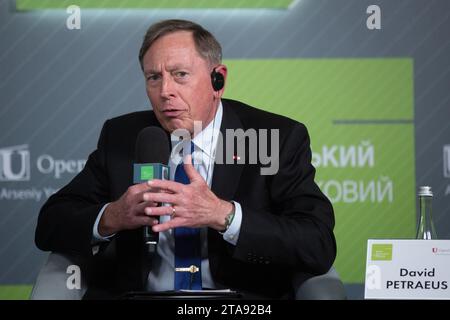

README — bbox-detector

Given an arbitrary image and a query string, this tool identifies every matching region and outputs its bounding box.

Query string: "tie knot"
[174,141,195,185]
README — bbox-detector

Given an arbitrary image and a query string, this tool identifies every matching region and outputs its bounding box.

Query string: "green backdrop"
[224,58,415,283]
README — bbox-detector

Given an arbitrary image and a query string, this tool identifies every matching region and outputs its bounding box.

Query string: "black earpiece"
[211,69,224,91]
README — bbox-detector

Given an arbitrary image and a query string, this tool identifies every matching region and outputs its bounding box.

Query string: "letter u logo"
[0,145,30,181]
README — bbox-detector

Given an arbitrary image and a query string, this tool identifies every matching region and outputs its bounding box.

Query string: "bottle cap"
[418,186,433,197]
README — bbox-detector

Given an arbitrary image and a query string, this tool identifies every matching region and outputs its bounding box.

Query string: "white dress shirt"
[92,101,243,290]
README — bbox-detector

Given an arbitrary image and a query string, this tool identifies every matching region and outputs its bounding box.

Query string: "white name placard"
[365,239,450,300]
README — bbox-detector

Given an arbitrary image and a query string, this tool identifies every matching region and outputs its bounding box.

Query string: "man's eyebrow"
[144,65,191,75]
[167,64,190,72]
[144,69,160,75]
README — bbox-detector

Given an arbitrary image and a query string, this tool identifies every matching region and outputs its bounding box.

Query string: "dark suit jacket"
[35,98,336,299]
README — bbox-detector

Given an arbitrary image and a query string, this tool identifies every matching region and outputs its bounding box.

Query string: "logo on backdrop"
[0,145,30,181]
[0,144,87,202]
[0,145,87,182]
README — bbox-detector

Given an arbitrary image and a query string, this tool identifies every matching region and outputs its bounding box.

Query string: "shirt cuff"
[222,201,242,245]
[92,203,115,242]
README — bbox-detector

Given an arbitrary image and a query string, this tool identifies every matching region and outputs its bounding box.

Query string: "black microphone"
[134,126,171,254]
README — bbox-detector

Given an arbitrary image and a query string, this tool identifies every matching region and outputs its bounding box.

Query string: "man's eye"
[147,75,160,81]
[175,71,188,78]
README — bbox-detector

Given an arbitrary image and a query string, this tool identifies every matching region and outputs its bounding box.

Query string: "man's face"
[142,31,218,134]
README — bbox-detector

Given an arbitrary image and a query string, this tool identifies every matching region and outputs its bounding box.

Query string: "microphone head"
[135,126,171,164]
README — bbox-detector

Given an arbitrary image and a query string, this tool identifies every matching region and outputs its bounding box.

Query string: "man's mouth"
[162,109,185,118]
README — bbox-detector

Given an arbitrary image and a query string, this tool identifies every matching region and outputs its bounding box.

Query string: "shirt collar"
[170,101,223,159]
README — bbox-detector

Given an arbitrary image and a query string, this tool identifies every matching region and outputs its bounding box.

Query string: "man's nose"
[160,77,176,99]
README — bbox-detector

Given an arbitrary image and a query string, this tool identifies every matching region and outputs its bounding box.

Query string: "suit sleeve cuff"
[222,201,242,246]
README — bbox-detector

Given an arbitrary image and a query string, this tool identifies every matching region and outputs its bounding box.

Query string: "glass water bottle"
[415,186,437,240]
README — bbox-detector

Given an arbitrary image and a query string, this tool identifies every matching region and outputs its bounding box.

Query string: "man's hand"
[143,156,233,232]
[98,182,160,237]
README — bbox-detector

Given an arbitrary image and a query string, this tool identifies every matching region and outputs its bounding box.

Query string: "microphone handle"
[143,202,163,253]
[143,225,158,254]
[133,163,169,254]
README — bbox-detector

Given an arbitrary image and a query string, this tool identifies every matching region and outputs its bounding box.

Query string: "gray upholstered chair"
[30,252,346,300]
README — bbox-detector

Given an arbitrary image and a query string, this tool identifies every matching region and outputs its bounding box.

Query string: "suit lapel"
[211,100,245,201]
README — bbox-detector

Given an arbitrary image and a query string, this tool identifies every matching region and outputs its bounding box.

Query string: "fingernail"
[147,180,153,185]
[145,208,152,215]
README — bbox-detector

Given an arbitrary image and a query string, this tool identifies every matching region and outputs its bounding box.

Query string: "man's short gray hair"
[138,19,222,70]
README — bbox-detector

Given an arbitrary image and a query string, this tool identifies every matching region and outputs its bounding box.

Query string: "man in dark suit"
[35,19,336,299]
